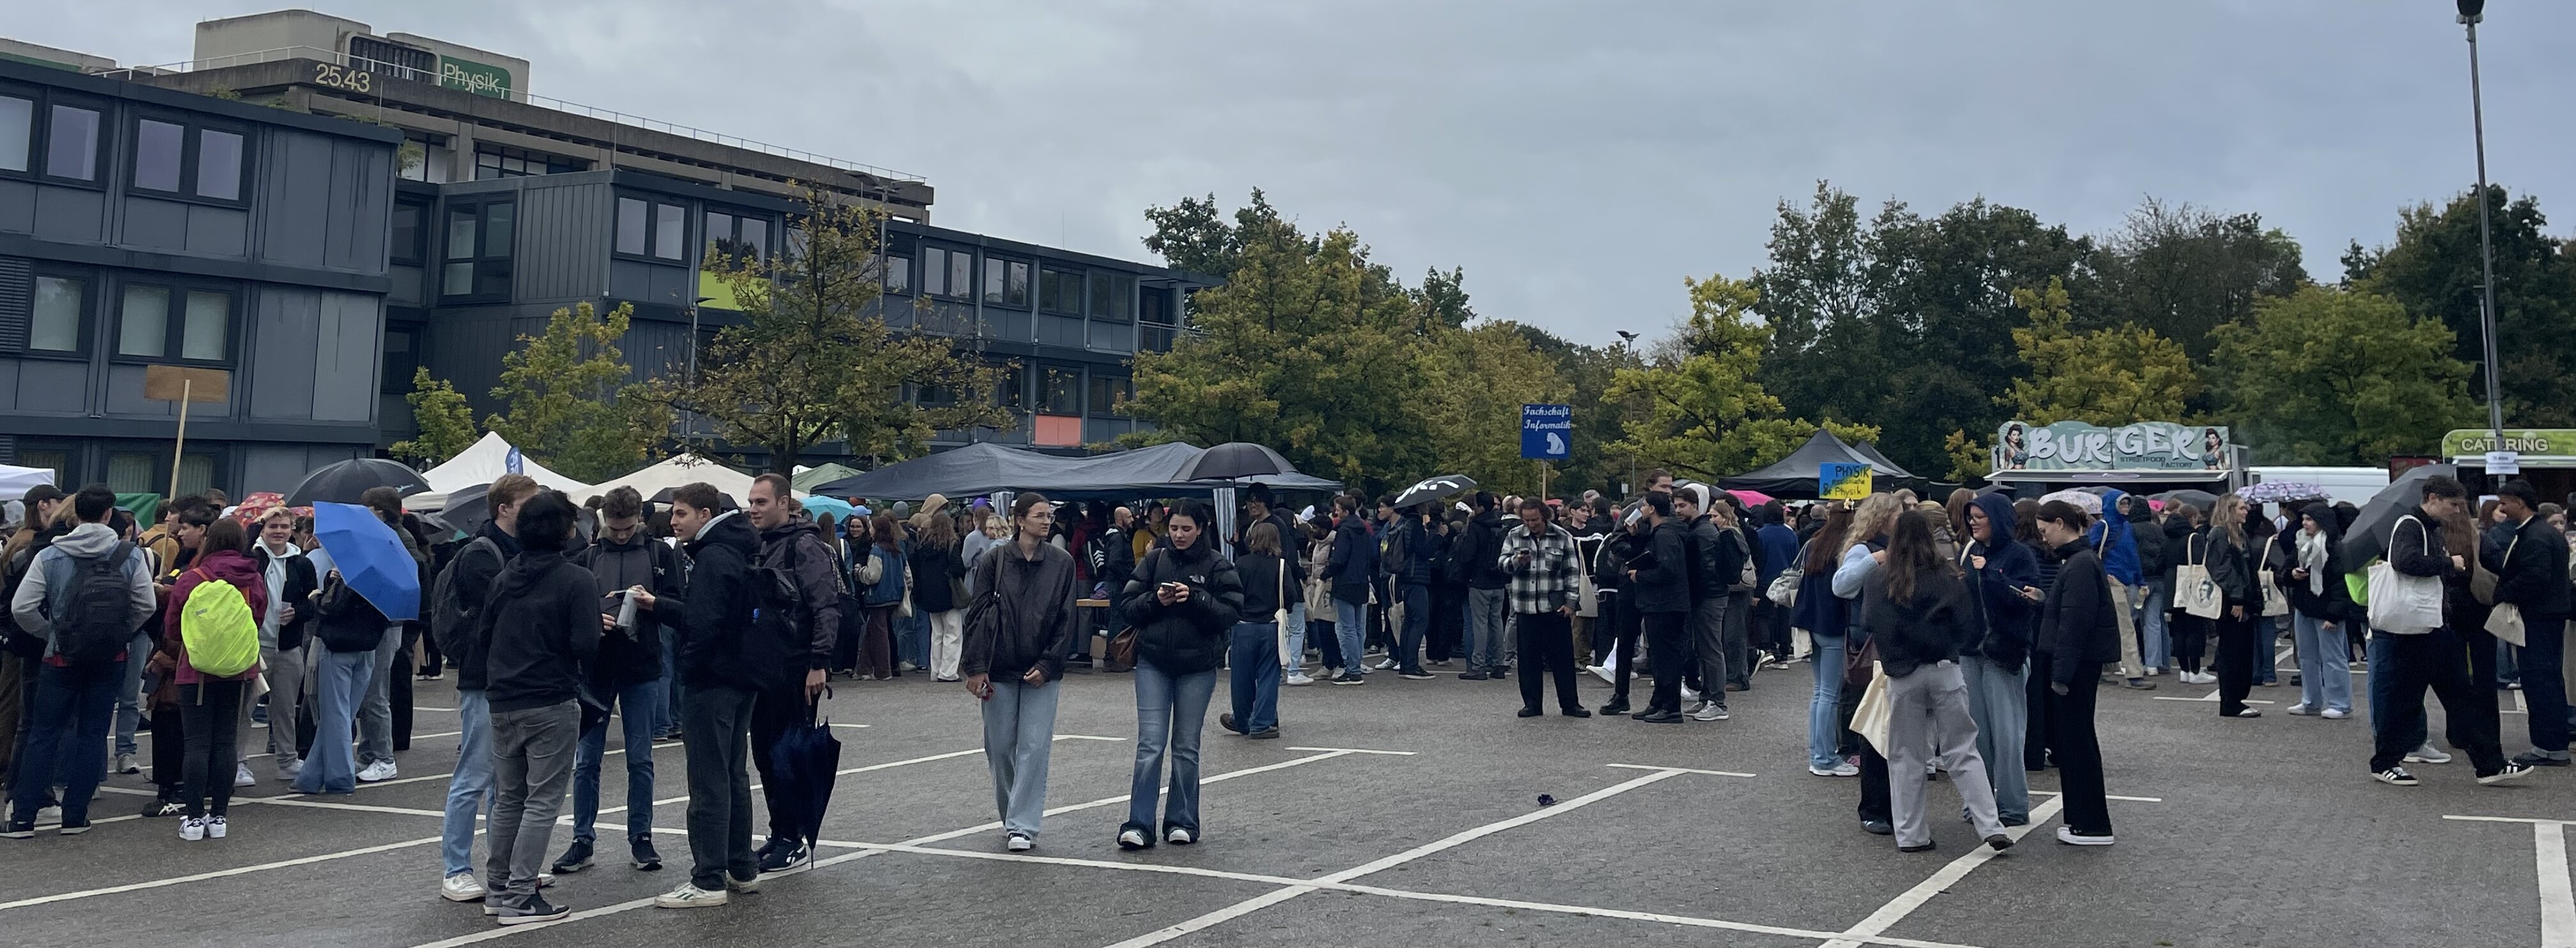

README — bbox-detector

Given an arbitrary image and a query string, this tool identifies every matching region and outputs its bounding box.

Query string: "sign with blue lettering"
[1521,404,1572,460]
[1819,462,1872,501]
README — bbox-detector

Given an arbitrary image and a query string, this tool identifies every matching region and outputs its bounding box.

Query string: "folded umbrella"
[288,458,432,508]
[1394,474,1476,510]
[767,696,844,850]
[313,501,421,621]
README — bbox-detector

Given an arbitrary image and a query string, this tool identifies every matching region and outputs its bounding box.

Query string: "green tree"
[2344,185,2576,426]
[2210,286,2474,465]
[1942,429,1991,481]
[2075,198,2306,361]
[2004,277,2201,426]
[1416,321,1571,497]
[1610,273,1877,480]
[484,301,668,483]
[668,186,1007,474]
[389,367,476,467]
[1504,323,1628,498]
[1128,194,1432,490]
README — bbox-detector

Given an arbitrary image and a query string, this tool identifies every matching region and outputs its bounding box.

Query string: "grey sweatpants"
[485,701,579,904]
[260,642,308,769]
[1692,597,1729,706]
[1885,660,2006,849]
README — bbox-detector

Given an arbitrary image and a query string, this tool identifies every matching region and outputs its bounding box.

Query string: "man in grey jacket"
[4,485,155,835]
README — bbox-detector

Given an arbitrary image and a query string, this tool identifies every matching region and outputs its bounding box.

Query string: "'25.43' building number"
[313,62,373,93]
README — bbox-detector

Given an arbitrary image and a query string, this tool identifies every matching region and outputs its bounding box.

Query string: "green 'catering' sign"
[437,56,513,98]
[2442,429,2576,463]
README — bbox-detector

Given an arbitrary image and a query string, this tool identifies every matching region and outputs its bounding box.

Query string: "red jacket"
[163,548,269,685]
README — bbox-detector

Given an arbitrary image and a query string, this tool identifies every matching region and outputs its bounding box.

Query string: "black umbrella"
[1179,442,1296,481]
[2343,464,2456,566]
[438,482,495,538]
[650,485,739,510]
[1393,474,1475,509]
[766,696,844,850]
[286,458,431,507]
[2152,488,2220,511]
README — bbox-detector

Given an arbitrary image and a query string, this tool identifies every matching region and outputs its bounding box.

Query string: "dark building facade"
[0,57,399,495]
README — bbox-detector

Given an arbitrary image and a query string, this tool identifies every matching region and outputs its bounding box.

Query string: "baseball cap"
[22,485,65,506]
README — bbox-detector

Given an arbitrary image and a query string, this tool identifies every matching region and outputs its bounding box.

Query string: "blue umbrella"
[314,502,421,621]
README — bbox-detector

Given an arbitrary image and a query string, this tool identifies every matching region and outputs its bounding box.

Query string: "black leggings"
[2171,615,2211,674]
[178,681,245,818]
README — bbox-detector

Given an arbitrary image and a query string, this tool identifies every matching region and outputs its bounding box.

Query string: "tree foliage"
[1415,321,1569,497]
[1609,273,1876,480]
[389,367,476,467]
[663,185,1007,474]
[2210,286,2474,465]
[2003,277,2201,426]
[483,301,668,483]
[2345,185,2576,426]
[2076,198,2306,361]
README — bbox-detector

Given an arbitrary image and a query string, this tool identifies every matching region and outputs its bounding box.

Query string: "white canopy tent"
[408,433,592,509]
[571,454,790,506]
[0,463,56,499]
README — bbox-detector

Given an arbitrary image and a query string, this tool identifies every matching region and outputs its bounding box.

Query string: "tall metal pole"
[2462,7,2506,444]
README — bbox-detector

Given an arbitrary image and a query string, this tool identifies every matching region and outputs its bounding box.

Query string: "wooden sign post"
[143,365,231,499]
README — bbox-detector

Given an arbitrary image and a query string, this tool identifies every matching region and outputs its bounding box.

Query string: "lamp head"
[2457,0,2483,23]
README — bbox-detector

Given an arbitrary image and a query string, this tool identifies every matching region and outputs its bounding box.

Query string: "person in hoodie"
[2487,479,2572,767]
[1961,493,2040,826]
[251,507,317,782]
[1833,493,1904,834]
[638,483,763,908]
[2131,496,2173,677]
[2164,504,2213,685]
[473,490,599,925]
[1117,500,1244,850]
[2033,500,2120,846]
[1673,485,1730,720]
[1628,492,1693,724]
[1323,495,1378,685]
[159,517,266,842]
[434,473,537,905]
[1458,492,1511,680]
[961,493,1079,853]
[744,474,845,876]
[553,486,680,876]
[2085,489,2154,692]
[1754,501,1801,668]
[1795,506,1856,775]
[1385,502,1437,680]
[2275,505,2355,719]
[6,486,157,837]
[1863,511,2013,854]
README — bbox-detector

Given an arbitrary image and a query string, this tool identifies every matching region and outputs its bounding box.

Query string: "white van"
[2249,466,2389,509]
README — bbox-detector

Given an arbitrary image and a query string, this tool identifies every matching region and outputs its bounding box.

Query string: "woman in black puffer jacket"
[1116,500,1243,851]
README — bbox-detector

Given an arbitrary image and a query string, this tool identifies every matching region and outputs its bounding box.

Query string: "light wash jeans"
[293,648,375,795]
[982,678,1059,837]
[570,678,660,844]
[2291,611,2353,715]
[439,690,494,877]
[357,625,400,766]
[1959,655,2030,823]
[1335,598,1368,676]
[114,630,148,756]
[1126,658,1217,837]
[1807,633,1848,770]
[1467,587,1509,674]
[2139,579,2171,672]
[1282,602,1308,672]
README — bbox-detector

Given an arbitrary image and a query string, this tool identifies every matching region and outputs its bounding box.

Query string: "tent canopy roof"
[807,442,1340,502]
[572,454,769,506]
[1718,430,1912,499]
[418,433,592,499]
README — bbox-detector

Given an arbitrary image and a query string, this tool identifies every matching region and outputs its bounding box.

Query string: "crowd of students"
[0,464,2566,925]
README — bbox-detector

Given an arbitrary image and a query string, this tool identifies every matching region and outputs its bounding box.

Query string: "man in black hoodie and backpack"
[475,491,601,924]
[744,474,844,877]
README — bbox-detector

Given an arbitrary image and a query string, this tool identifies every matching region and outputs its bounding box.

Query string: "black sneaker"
[1,820,32,839]
[2373,767,2419,786]
[1218,713,1246,734]
[1399,669,1436,680]
[1638,710,1685,724]
[1560,707,1592,718]
[2480,764,2536,786]
[2509,752,2572,768]
[1331,672,1365,685]
[1245,728,1280,740]
[1597,701,1630,717]
[1488,668,1510,680]
[550,839,595,873]
[141,798,184,819]
[1861,819,1894,835]
[758,841,811,877]
[494,893,570,925]
[631,838,664,871]
[1517,707,1543,718]
[1458,670,1489,681]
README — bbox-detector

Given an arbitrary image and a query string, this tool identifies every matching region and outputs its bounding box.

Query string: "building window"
[442,200,515,299]
[390,198,428,265]
[923,246,973,299]
[703,210,771,265]
[0,94,28,173]
[615,195,691,261]
[654,204,685,261]
[983,258,1030,307]
[29,273,86,354]
[349,36,436,84]
[473,144,582,180]
[128,116,248,203]
[994,362,1026,410]
[1039,366,1081,416]
[114,281,233,364]
[106,451,156,494]
[13,446,69,488]
[874,254,910,294]
[1087,374,1130,417]
[1038,268,1083,316]
[47,103,98,182]
[615,197,646,255]
[381,326,419,395]
[1089,273,1135,323]
[1141,289,1178,352]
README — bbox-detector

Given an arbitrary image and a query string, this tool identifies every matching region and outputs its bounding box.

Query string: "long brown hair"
[870,511,901,551]
[1881,510,1955,605]
[922,507,958,549]
[1802,506,1853,574]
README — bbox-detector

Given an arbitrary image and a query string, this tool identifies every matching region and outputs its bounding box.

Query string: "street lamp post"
[2459,0,2506,446]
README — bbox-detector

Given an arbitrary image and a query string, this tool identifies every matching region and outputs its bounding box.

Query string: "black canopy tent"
[1718,430,1911,499]
[805,442,1342,502]
[1850,441,1919,480]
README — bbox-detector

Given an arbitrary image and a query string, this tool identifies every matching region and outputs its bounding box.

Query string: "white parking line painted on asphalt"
[2030,790,2164,804]
[1818,795,2069,948]
[0,835,446,912]
[1284,745,1415,755]
[2446,816,2576,947]
[2149,691,2275,704]
[1099,767,1685,948]
[1605,763,1756,777]
[592,733,1119,820]
[399,749,1369,947]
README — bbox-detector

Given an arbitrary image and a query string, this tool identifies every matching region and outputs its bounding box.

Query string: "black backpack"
[746,541,808,674]
[0,547,44,658]
[428,537,501,658]
[47,542,137,665]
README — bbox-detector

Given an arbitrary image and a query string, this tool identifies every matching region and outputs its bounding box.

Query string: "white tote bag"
[2174,536,2224,620]
[1851,662,1896,757]
[2258,534,2291,618]
[2365,516,2447,633]
[2483,534,2526,646]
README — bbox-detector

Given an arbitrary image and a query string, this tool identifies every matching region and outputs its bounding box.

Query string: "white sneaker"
[1809,763,1860,777]
[2321,708,2350,720]
[1371,658,1397,671]
[235,762,256,787]
[2405,744,2453,765]
[113,753,139,775]
[1284,672,1315,687]
[1681,685,1703,703]
[655,882,727,909]
[1165,827,1194,845]
[1005,832,1033,852]
[179,816,206,841]
[441,872,487,902]
[2284,703,2314,716]
[1117,828,1147,850]
[278,759,305,781]
[2055,826,2116,846]
[357,760,397,782]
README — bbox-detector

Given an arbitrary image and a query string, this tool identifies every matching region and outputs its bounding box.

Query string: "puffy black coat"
[1120,540,1244,675]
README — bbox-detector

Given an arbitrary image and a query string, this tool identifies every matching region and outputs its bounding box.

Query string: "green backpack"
[179,571,261,678]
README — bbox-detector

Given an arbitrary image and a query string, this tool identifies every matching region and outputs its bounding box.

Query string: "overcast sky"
[22,1,2576,344]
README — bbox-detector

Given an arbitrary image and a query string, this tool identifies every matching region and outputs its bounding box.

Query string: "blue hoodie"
[1965,493,2042,669]
[2085,488,2144,587]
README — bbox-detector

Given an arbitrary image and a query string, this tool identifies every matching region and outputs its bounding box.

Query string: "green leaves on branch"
[1607,274,1877,481]
[389,367,476,467]
[2209,286,2474,465]
[2004,276,2201,428]
[483,301,669,484]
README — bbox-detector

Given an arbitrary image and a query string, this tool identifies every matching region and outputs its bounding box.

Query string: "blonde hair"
[2210,493,2248,548]
[1848,492,1903,548]
[981,513,1010,539]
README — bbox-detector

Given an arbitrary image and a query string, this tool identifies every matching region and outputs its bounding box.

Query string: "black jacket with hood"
[1459,509,1510,590]
[479,550,603,713]
[2038,539,2122,686]
[1121,538,1245,675]
[1633,518,1692,615]
[446,521,521,691]
[758,513,845,671]
[650,510,764,690]
[1963,493,2041,670]
[1860,564,1977,679]
[2488,513,2572,618]
[2274,513,2358,624]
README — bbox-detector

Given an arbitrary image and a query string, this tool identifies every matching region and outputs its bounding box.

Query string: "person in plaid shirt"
[1502,499,1589,718]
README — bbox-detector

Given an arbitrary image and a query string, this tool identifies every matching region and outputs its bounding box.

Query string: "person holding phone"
[960,494,1079,853]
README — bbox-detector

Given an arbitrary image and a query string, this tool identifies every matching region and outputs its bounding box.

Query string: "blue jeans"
[1282,602,1307,672]
[899,609,929,669]
[657,625,682,735]
[2499,641,2522,685]
[1126,658,1216,837]
[1959,655,2029,823]
[1807,633,1848,770]
[2253,615,2281,685]
[571,678,661,844]
[1467,586,1509,674]
[1398,584,1431,672]
[2292,611,2353,715]
[10,658,125,826]
[982,678,1058,837]
[2366,633,2428,753]
[1335,598,1367,676]
[114,632,147,756]
[439,690,493,876]
[294,648,376,795]
[2139,579,2171,672]
[1227,622,1281,734]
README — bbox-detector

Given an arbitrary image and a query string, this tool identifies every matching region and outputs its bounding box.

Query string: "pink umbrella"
[1726,488,1775,507]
